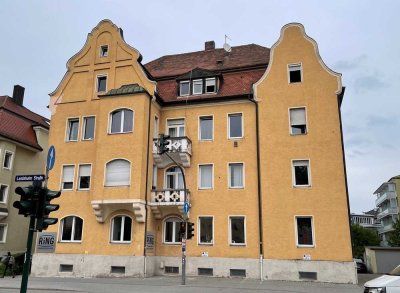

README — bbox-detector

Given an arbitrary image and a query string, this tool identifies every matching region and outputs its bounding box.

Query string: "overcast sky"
[1,0,399,213]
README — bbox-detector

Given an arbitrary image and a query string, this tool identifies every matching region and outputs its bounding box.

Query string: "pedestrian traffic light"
[13,186,36,217]
[179,222,186,239]
[158,134,171,154]
[36,188,61,231]
[187,222,194,240]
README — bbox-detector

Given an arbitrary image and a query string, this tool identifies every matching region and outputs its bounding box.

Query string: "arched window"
[111,215,132,243]
[165,166,183,189]
[110,109,133,134]
[60,216,83,242]
[105,159,131,186]
[163,217,183,244]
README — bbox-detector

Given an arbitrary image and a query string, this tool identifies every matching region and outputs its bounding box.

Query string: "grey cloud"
[334,55,368,71]
[354,75,388,93]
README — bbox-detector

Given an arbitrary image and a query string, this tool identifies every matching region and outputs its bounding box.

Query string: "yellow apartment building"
[31,20,356,283]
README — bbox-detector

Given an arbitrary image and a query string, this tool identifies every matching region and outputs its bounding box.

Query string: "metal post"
[20,215,35,293]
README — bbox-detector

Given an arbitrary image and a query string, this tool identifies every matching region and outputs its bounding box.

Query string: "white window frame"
[164,166,184,189]
[288,107,307,135]
[205,78,216,93]
[288,63,302,84]
[228,216,246,246]
[108,108,134,134]
[65,117,80,142]
[228,162,245,189]
[61,165,75,191]
[192,79,203,95]
[82,116,96,141]
[294,215,315,248]
[0,224,8,243]
[198,115,214,141]
[78,164,92,190]
[96,74,108,93]
[291,159,311,187]
[198,164,213,190]
[179,81,190,96]
[198,216,214,245]
[163,216,183,245]
[100,45,109,57]
[104,159,131,187]
[110,215,132,244]
[166,118,185,137]
[227,112,244,139]
[153,116,159,139]
[2,150,13,170]
[152,165,158,190]
[59,216,83,243]
[0,184,9,204]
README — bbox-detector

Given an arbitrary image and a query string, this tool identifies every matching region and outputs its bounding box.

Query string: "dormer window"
[205,78,216,93]
[179,77,217,96]
[193,80,203,95]
[179,81,190,96]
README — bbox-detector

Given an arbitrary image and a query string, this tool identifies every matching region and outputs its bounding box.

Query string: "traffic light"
[13,186,36,217]
[36,188,61,231]
[158,134,171,154]
[187,222,194,240]
[179,222,186,239]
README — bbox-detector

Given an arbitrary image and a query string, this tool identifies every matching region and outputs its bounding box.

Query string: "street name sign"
[15,174,45,182]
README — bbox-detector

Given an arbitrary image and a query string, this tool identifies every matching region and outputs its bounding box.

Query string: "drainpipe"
[248,93,264,280]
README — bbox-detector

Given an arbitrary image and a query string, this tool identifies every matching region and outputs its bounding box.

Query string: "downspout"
[248,91,264,280]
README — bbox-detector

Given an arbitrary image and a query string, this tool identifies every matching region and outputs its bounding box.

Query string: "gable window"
[105,159,131,186]
[60,216,83,242]
[199,216,213,245]
[199,116,213,140]
[110,109,133,134]
[167,118,185,137]
[0,184,8,203]
[111,215,132,243]
[0,224,7,243]
[78,164,91,190]
[205,78,216,93]
[66,118,79,141]
[62,165,75,190]
[97,75,107,92]
[292,160,310,187]
[289,108,307,135]
[193,80,203,95]
[3,151,13,169]
[229,163,244,188]
[288,64,302,83]
[164,217,183,244]
[229,216,245,245]
[228,113,243,139]
[100,45,108,57]
[180,81,190,96]
[296,216,314,246]
[199,164,213,189]
[83,116,95,140]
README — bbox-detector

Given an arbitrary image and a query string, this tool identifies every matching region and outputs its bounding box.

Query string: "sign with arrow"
[46,145,56,171]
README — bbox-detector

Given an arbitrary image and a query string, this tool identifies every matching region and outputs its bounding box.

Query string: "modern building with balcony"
[31,20,356,283]
[374,176,400,246]
[350,210,382,231]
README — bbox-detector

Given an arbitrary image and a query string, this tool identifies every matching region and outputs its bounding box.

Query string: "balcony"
[378,224,394,235]
[377,207,399,220]
[153,137,192,168]
[91,199,146,223]
[376,191,397,207]
[148,189,190,219]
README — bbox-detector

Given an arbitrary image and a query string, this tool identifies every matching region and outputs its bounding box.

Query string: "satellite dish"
[223,43,231,53]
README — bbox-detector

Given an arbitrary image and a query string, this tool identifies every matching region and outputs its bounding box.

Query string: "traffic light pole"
[20,215,35,293]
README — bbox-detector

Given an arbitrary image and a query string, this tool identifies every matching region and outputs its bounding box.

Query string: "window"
[83,116,95,140]
[105,159,131,186]
[164,217,183,244]
[165,166,183,189]
[167,119,185,137]
[289,64,302,83]
[296,216,314,246]
[229,216,245,245]
[62,165,75,190]
[60,216,83,242]
[97,75,107,92]
[193,80,203,95]
[111,215,132,243]
[110,109,133,134]
[153,116,159,139]
[66,118,79,141]
[180,81,190,96]
[78,164,91,190]
[3,151,13,169]
[205,78,216,93]
[100,45,108,57]
[152,165,157,190]
[0,184,8,203]
[229,163,244,188]
[199,164,213,189]
[199,116,213,140]
[292,160,310,187]
[228,113,243,139]
[0,224,7,243]
[289,108,307,135]
[199,216,213,244]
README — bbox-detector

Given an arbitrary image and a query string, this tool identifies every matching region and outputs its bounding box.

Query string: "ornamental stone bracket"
[91,199,146,223]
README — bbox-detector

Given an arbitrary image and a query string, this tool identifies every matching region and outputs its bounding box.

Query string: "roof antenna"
[223,34,232,53]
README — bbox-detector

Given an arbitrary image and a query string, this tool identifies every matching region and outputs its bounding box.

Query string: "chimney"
[12,85,25,106]
[205,41,215,51]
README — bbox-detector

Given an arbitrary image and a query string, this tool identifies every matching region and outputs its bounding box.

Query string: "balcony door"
[167,119,185,137]
[165,166,184,189]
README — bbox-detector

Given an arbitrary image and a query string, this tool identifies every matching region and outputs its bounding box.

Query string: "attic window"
[179,77,217,96]
[180,81,190,96]
[288,64,302,83]
[100,45,108,57]
[205,78,216,93]
[193,80,203,95]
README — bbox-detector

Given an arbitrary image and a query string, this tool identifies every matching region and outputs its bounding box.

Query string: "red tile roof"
[0,96,49,151]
